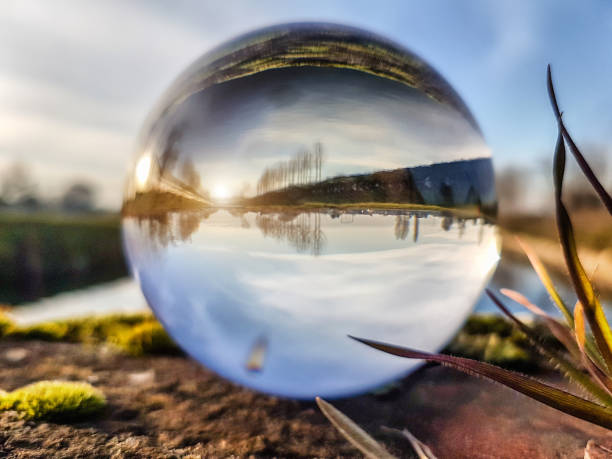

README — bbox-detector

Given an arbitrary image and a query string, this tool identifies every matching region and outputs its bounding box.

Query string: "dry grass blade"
[585,439,612,458]
[487,290,612,406]
[547,65,612,215]
[574,303,612,399]
[350,336,612,430]
[500,288,580,361]
[516,237,573,326]
[553,133,612,370]
[381,426,438,459]
[315,397,397,459]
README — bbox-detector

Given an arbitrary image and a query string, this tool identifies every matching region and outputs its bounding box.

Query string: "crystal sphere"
[122,23,499,399]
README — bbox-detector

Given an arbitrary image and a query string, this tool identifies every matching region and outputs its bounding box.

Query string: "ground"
[1,339,612,458]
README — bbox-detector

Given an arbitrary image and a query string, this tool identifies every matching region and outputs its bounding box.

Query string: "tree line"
[256,143,324,195]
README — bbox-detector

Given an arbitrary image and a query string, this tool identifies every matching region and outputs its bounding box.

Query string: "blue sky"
[1,0,611,208]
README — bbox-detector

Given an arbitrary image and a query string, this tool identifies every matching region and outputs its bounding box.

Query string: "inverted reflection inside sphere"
[122,23,500,398]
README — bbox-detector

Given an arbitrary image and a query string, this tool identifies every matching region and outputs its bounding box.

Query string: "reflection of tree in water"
[178,212,202,241]
[129,208,491,257]
[255,212,326,255]
[393,212,487,243]
[394,215,409,240]
[441,215,453,231]
[132,209,217,250]
[393,214,422,242]
[438,213,488,245]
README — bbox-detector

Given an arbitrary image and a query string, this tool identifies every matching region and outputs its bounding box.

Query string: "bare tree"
[62,182,96,212]
[1,162,37,205]
[255,145,327,195]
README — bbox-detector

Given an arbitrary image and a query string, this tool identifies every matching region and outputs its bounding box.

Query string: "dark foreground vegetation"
[0,212,127,304]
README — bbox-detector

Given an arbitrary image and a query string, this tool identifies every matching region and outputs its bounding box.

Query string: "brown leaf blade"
[350,336,612,430]
[315,397,397,459]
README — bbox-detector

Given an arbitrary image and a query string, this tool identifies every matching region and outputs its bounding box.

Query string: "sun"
[212,183,231,200]
[134,155,152,189]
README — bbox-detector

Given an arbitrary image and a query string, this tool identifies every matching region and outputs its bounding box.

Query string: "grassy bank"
[0,312,180,357]
[0,212,127,304]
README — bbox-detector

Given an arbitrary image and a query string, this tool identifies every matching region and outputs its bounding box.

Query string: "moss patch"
[0,312,15,337]
[0,381,106,420]
[443,314,556,370]
[114,321,181,356]
[6,313,181,356]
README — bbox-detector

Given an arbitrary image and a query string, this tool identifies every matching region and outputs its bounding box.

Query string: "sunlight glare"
[135,155,152,189]
[212,183,231,200]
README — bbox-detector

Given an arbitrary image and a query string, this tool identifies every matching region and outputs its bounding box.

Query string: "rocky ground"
[1,339,612,458]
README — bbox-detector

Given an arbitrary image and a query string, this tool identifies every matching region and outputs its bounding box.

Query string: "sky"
[1,0,611,209]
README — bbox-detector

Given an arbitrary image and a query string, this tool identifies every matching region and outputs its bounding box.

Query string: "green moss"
[10,321,71,341]
[461,315,515,337]
[0,313,15,337]
[114,321,181,356]
[445,332,532,369]
[8,313,155,344]
[444,314,555,370]
[0,380,106,420]
[4,313,182,357]
[61,313,154,343]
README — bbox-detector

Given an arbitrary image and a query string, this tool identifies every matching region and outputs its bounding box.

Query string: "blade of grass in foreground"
[350,336,612,430]
[574,302,612,399]
[315,397,397,459]
[487,289,612,407]
[547,65,612,215]
[552,126,612,371]
[381,426,438,459]
[516,237,573,326]
[500,287,580,361]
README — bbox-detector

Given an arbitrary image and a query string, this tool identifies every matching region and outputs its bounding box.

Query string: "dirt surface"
[1,339,611,458]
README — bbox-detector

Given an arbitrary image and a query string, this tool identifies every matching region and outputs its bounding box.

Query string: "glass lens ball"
[122,23,499,398]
